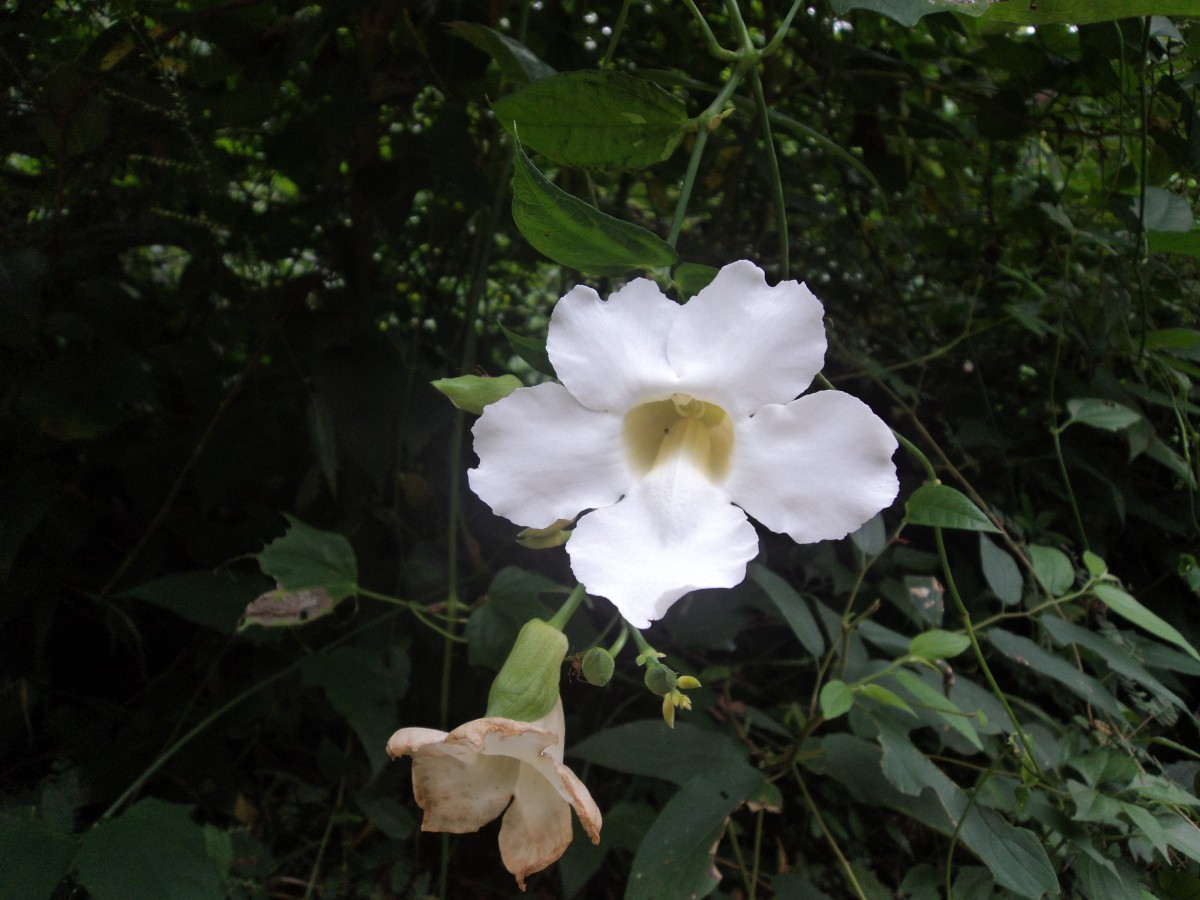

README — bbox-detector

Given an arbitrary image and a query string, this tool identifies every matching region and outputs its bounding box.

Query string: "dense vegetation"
[2,1,1199,897]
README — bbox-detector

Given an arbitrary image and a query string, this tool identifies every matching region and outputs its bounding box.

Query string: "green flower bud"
[516,519,573,549]
[486,618,568,722]
[581,647,615,687]
[644,662,677,697]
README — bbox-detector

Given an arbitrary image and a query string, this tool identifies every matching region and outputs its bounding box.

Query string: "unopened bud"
[581,648,615,687]
[644,663,676,697]
[517,519,573,549]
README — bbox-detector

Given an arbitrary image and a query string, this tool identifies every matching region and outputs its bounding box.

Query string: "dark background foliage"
[2,1,1198,898]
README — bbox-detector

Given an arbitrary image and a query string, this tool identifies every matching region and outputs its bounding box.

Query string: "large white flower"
[386,698,601,890]
[469,260,899,628]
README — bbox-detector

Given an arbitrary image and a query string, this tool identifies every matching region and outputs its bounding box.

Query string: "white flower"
[386,698,601,890]
[469,260,899,628]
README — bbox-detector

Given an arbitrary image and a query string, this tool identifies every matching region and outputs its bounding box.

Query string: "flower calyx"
[486,618,569,722]
[639,653,700,729]
[580,647,615,687]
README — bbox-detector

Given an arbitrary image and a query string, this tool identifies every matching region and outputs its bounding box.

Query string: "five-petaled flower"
[469,260,899,628]
[386,698,601,891]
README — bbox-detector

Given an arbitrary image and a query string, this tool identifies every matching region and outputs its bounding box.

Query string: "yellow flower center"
[623,392,733,482]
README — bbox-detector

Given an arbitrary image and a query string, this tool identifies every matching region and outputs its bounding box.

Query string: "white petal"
[727,391,898,544]
[469,382,629,527]
[567,455,760,628]
[515,701,602,842]
[408,748,517,833]
[667,260,826,417]
[498,761,574,889]
[547,279,681,412]
[387,726,449,760]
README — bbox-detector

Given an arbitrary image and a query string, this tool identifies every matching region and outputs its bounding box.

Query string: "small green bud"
[581,647,615,687]
[486,618,568,721]
[516,519,573,549]
[644,662,677,697]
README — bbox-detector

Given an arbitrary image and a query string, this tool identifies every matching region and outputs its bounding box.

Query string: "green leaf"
[967,814,1059,898]
[299,646,408,776]
[908,629,970,661]
[494,71,688,172]
[979,534,1022,606]
[1039,615,1186,712]
[1083,551,1108,578]
[1134,187,1193,233]
[816,735,1059,898]
[820,680,855,720]
[430,373,523,414]
[76,799,225,900]
[982,0,1200,24]
[500,324,555,375]
[569,720,749,786]
[626,763,765,900]
[672,262,718,300]
[858,683,915,716]
[257,514,358,602]
[751,564,825,657]
[510,143,678,275]
[1065,398,1142,432]
[1148,231,1200,259]
[876,718,944,796]
[0,810,74,900]
[890,669,983,752]
[831,0,989,26]
[988,628,1125,717]
[1121,802,1173,861]
[1028,545,1074,596]
[1159,813,1200,865]
[905,484,999,533]
[1145,327,1200,360]
[465,567,560,670]
[122,571,266,634]
[1092,583,1200,662]
[445,21,555,84]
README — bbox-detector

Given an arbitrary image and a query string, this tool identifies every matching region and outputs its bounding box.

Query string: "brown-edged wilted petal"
[498,760,574,890]
[412,749,517,834]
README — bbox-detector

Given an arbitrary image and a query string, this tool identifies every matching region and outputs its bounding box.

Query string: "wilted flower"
[387,698,599,890]
[469,260,899,628]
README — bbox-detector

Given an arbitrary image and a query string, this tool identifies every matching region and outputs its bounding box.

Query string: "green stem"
[794,765,867,900]
[99,609,404,821]
[667,71,745,248]
[748,807,765,900]
[1049,424,1089,552]
[680,0,738,60]
[607,621,631,657]
[599,0,633,68]
[547,583,587,631]
[747,67,788,278]
[761,0,804,58]
[631,626,660,661]
[894,429,938,482]
[934,527,1042,777]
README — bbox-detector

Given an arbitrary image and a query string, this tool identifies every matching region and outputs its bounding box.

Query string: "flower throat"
[623,392,734,482]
